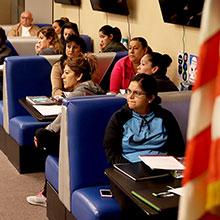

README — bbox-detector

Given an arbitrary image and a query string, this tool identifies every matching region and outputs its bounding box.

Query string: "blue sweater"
[122,111,168,162]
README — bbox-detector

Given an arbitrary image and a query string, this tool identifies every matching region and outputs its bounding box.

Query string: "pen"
[166,185,174,190]
[131,191,161,212]
[152,191,174,197]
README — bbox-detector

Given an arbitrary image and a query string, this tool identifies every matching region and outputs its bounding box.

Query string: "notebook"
[113,162,169,181]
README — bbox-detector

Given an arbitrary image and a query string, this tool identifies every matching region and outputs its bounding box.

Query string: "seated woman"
[35,26,62,55]
[109,37,152,94]
[0,27,12,64]
[99,25,127,52]
[137,52,179,92]
[0,27,13,99]
[104,74,184,164]
[51,34,87,97]
[60,22,80,45]
[26,55,104,207]
[52,19,66,39]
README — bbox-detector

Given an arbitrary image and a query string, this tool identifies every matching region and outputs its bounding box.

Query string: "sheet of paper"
[139,156,185,170]
[33,105,62,116]
[168,187,184,196]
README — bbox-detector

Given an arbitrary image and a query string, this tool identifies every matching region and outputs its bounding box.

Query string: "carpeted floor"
[0,150,48,220]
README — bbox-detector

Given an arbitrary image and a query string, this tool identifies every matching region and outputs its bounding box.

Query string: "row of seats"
[0,48,191,219]
[5,34,93,56]
[45,91,191,220]
[2,24,94,55]
[0,51,128,173]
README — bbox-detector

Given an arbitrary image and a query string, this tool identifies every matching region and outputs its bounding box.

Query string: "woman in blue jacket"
[104,73,184,164]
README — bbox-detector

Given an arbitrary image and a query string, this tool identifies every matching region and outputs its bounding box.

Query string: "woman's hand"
[34,136,38,147]
[34,42,41,54]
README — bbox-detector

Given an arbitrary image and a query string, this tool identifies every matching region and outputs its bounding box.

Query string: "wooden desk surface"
[105,167,181,218]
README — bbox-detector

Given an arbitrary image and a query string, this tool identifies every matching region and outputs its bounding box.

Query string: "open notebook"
[114,162,169,181]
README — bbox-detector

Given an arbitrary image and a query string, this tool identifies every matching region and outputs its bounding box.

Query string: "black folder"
[113,162,169,181]
[131,188,179,213]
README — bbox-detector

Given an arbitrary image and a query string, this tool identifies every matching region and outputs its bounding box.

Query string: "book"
[113,162,169,181]
[26,96,55,105]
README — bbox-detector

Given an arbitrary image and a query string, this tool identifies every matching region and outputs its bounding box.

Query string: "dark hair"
[130,37,148,48]
[131,73,161,105]
[61,22,80,44]
[99,25,122,42]
[53,19,66,28]
[0,27,7,45]
[60,34,86,69]
[147,52,172,76]
[64,55,93,82]
[60,17,69,23]
[130,37,152,53]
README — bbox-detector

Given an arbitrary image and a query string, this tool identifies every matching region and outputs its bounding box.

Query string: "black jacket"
[103,104,185,164]
[153,73,179,92]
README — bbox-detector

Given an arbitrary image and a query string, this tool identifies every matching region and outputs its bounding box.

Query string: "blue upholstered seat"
[45,155,59,192]
[80,34,93,52]
[72,186,121,220]
[3,56,59,172]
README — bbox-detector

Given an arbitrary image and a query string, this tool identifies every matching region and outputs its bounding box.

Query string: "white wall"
[25,0,53,24]
[54,0,201,85]
[0,0,11,24]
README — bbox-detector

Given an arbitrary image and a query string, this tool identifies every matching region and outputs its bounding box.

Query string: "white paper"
[168,187,184,196]
[33,105,62,116]
[139,156,185,170]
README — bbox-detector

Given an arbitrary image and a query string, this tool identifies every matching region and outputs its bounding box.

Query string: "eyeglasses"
[21,16,31,20]
[125,89,146,98]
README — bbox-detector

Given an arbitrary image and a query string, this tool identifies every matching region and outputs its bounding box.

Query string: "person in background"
[137,52,179,92]
[60,22,80,45]
[52,19,66,39]
[7,11,39,37]
[109,37,152,94]
[35,26,62,55]
[99,25,127,52]
[26,55,104,207]
[51,34,87,97]
[104,74,184,164]
[0,27,13,99]
[0,27,12,65]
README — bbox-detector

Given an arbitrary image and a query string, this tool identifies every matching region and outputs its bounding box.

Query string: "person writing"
[137,52,179,92]
[98,25,127,53]
[7,11,39,37]
[109,37,152,94]
[104,73,184,164]
[26,55,104,207]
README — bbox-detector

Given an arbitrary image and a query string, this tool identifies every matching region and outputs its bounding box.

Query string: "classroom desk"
[105,167,181,220]
[19,98,58,121]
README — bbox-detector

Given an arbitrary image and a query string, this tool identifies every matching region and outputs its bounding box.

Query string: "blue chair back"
[5,56,52,119]
[6,40,19,56]
[80,34,93,52]
[63,96,126,192]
